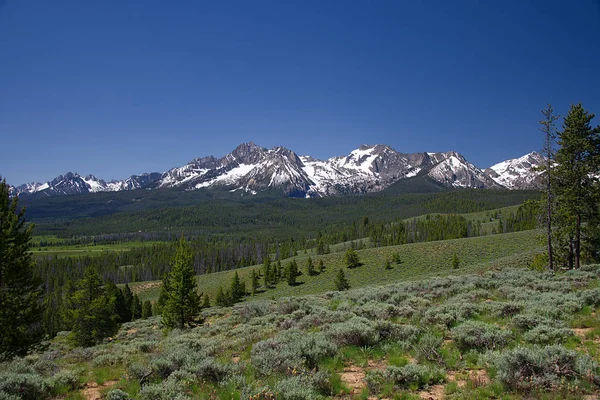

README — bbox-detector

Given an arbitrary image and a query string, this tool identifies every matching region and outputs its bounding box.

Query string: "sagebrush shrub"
[522,324,574,345]
[138,379,191,400]
[106,388,130,400]
[274,375,323,400]
[326,316,379,347]
[366,363,444,392]
[489,345,599,391]
[451,321,510,351]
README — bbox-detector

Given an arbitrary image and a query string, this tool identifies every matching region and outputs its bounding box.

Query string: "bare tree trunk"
[540,104,558,271]
[575,213,581,269]
[568,237,574,269]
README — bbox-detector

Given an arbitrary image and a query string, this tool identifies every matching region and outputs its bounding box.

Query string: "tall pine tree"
[64,267,117,346]
[0,179,43,359]
[161,237,201,329]
[553,104,600,268]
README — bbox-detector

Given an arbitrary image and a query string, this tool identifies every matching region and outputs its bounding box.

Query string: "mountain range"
[9,143,546,198]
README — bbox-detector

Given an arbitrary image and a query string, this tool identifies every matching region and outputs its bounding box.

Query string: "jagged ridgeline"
[11,142,546,199]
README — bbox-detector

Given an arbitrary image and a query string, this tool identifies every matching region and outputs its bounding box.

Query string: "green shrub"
[48,369,80,392]
[274,375,323,400]
[366,363,444,392]
[106,389,131,400]
[511,313,557,331]
[251,330,337,375]
[489,345,599,391]
[374,321,419,343]
[451,321,510,351]
[414,334,444,364]
[326,317,379,347]
[0,373,46,400]
[138,375,191,400]
[522,324,574,345]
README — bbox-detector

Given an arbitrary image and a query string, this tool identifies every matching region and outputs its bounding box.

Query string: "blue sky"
[1,0,599,185]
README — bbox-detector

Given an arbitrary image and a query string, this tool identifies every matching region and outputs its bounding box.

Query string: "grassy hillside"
[130,229,545,303]
[5,264,600,399]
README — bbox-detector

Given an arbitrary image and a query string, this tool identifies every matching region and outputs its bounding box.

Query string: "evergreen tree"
[0,179,43,359]
[64,267,117,346]
[201,293,211,309]
[385,259,393,270]
[250,269,258,295]
[452,253,460,269]
[161,237,201,329]
[306,256,316,276]
[334,269,350,291]
[540,104,559,270]
[276,259,283,282]
[131,293,142,320]
[263,255,272,288]
[122,284,133,322]
[344,247,361,268]
[215,286,231,307]
[553,103,600,268]
[230,271,245,303]
[317,259,324,274]
[285,259,300,286]
[141,300,153,319]
[105,281,128,323]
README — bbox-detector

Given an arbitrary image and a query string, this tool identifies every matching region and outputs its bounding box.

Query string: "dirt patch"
[126,328,138,335]
[131,281,161,294]
[339,365,366,395]
[82,380,119,400]
[446,371,466,388]
[468,369,490,387]
[419,384,445,400]
[338,360,387,396]
[573,328,593,338]
[232,356,241,364]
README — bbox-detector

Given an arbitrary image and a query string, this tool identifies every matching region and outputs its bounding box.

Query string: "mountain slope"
[485,152,545,189]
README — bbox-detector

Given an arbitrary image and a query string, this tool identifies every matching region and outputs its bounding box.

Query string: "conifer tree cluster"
[0,179,43,359]
[543,103,600,269]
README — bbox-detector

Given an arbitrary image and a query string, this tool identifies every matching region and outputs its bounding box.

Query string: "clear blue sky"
[1,0,599,186]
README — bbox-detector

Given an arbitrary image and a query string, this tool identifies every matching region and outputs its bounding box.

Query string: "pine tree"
[141,300,153,319]
[263,255,272,288]
[215,286,231,307]
[250,269,258,295]
[385,259,393,270]
[334,269,350,291]
[122,284,133,322]
[105,281,128,323]
[317,259,324,273]
[161,237,201,329]
[230,271,245,303]
[131,293,142,320]
[201,293,210,309]
[64,267,117,346]
[306,256,316,276]
[285,259,300,286]
[0,179,43,359]
[452,253,460,269]
[344,248,360,268]
[553,103,600,269]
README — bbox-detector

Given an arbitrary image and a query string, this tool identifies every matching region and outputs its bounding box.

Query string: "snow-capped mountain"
[10,143,543,198]
[12,172,162,197]
[153,143,501,196]
[485,152,546,189]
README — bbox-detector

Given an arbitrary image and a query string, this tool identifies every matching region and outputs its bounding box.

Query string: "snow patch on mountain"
[486,151,545,189]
